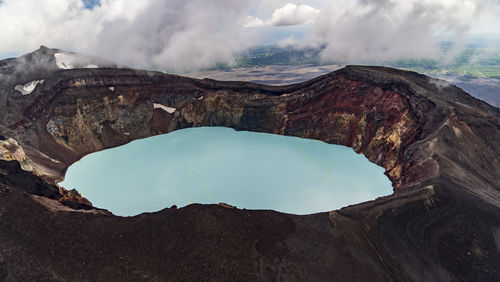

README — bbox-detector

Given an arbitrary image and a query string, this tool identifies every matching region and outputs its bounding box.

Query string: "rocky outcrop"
[0,47,499,281]
[0,137,35,172]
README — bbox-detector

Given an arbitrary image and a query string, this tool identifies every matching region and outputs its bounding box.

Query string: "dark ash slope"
[0,47,499,281]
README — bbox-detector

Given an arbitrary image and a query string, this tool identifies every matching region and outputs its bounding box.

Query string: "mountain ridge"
[0,47,499,281]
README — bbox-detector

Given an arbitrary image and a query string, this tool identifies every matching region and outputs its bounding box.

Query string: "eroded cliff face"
[5,65,499,192]
[0,48,499,281]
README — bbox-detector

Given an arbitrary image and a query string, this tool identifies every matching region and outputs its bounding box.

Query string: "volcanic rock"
[0,47,499,281]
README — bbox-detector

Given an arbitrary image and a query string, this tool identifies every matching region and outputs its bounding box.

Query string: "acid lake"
[60,127,392,216]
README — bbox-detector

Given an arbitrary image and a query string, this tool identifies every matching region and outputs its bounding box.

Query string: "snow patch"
[108,87,115,91]
[54,53,75,69]
[14,80,44,95]
[54,52,117,70]
[153,103,176,114]
[54,54,99,69]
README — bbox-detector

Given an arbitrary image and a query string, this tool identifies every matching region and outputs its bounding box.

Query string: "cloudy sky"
[0,0,499,72]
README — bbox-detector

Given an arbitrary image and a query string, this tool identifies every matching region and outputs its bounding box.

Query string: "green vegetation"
[227,43,500,81]
[390,46,500,80]
[235,45,323,67]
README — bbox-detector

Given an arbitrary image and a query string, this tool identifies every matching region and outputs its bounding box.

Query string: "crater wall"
[0,49,499,281]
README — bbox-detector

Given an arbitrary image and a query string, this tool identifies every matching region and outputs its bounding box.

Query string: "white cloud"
[303,0,499,63]
[1,0,499,71]
[0,0,257,72]
[242,3,320,28]
[240,16,265,28]
[276,36,299,48]
[269,3,319,26]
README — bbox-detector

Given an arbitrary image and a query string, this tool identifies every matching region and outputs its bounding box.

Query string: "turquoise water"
[60,127,392,216]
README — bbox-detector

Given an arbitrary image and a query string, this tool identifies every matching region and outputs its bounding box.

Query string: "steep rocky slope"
[0,47,499,281]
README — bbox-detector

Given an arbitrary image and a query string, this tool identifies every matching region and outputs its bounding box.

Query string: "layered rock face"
[0,47,499,281]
